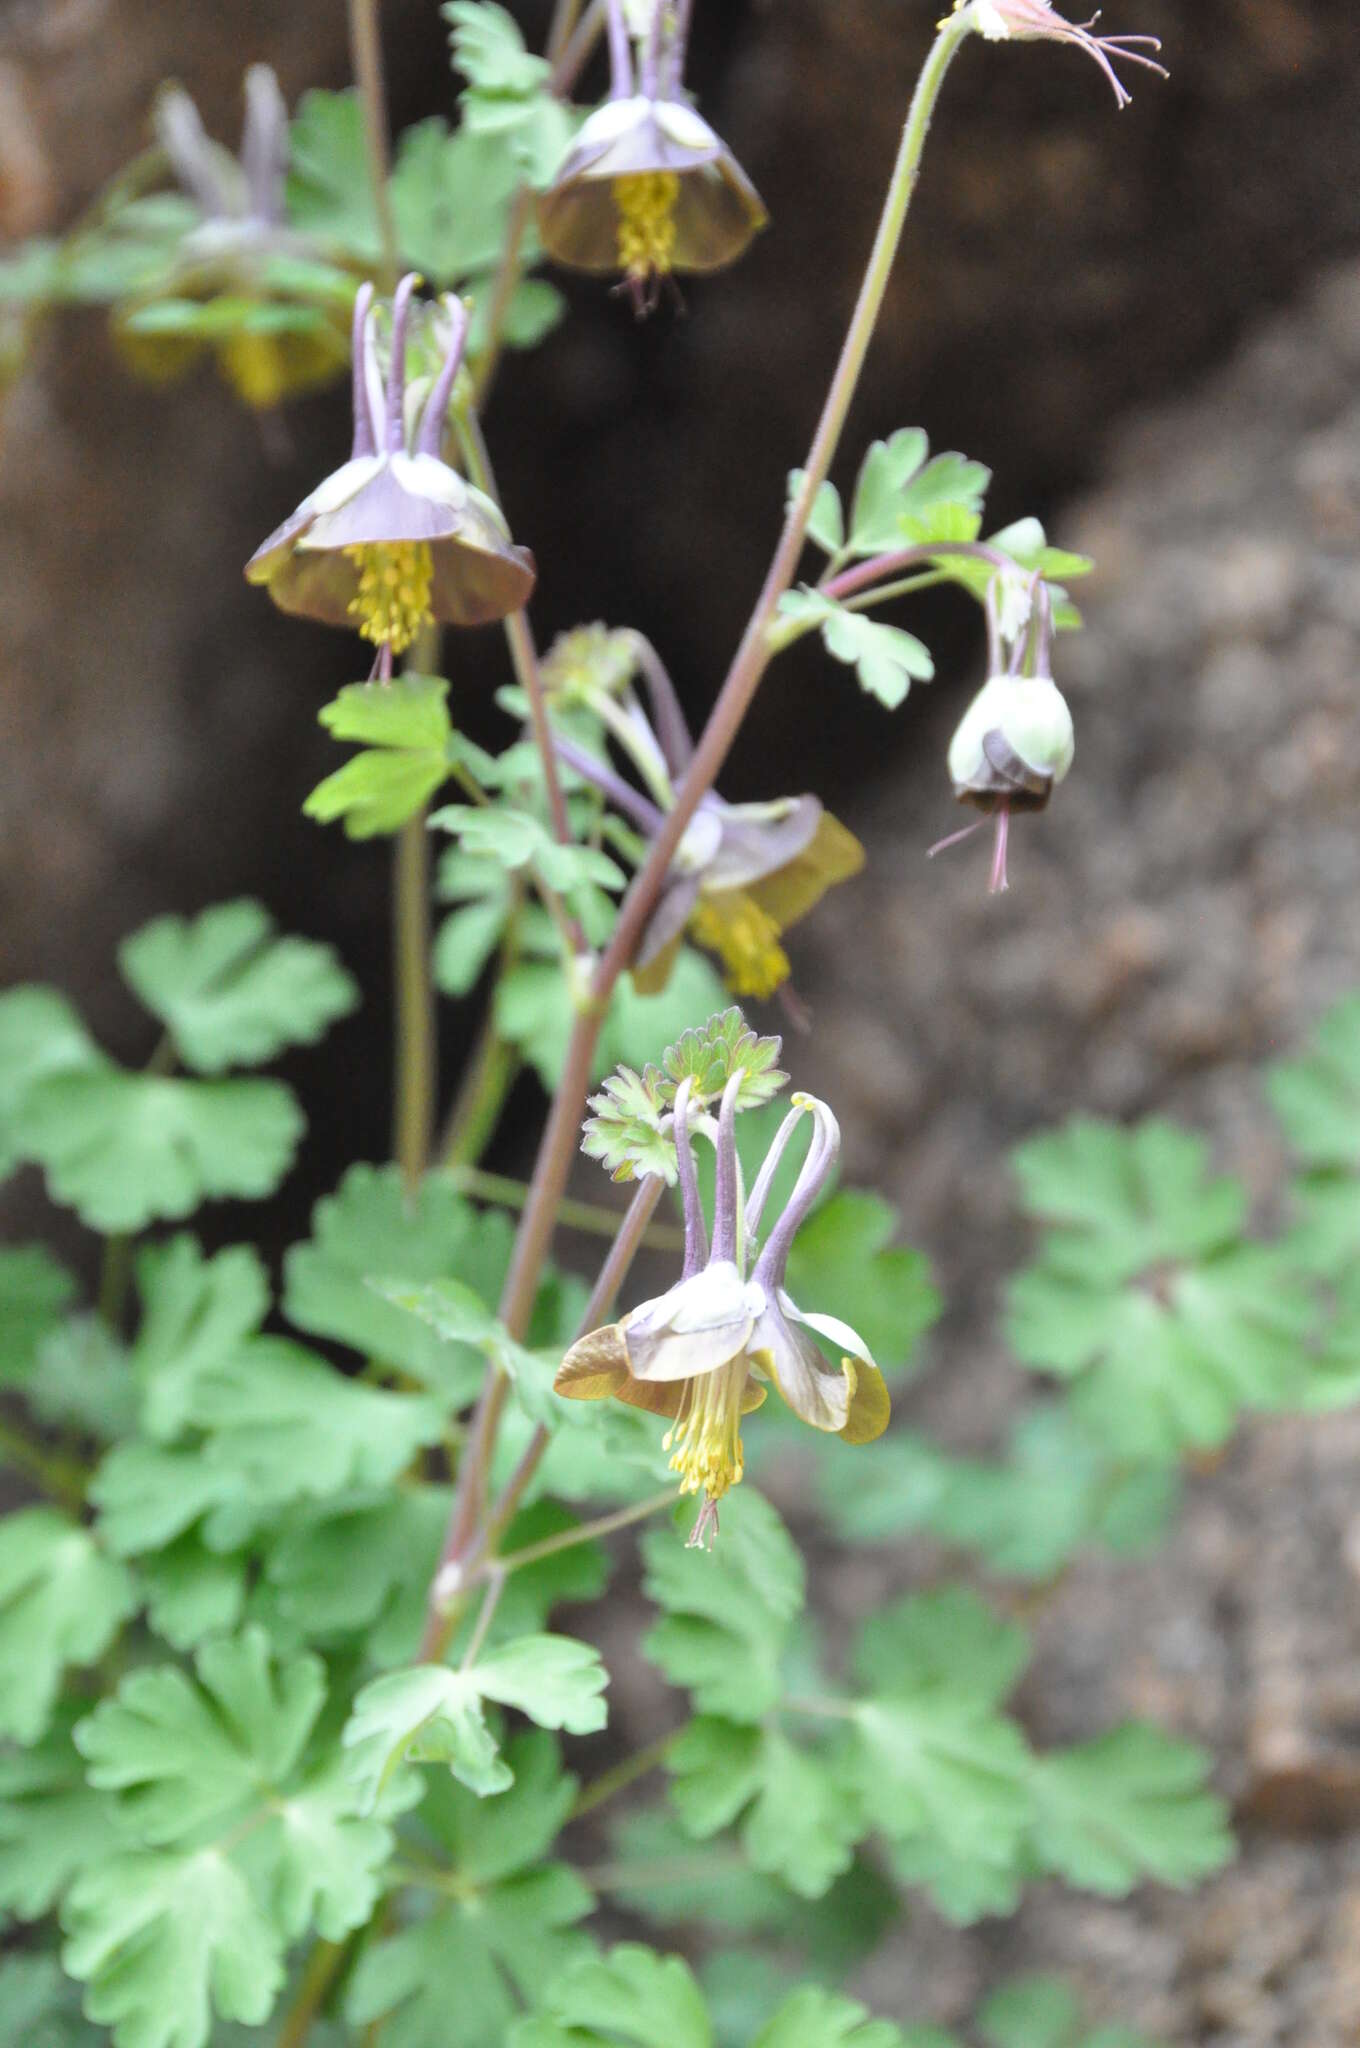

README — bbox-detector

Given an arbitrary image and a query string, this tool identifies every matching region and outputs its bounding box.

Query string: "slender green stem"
[454,409,575,854]
[470,186,535,408]
[348,0,399,286]
[459,1569,507,1669]
[441,1017,520,1170]
[447,1165,685,1252]
[97,1233,133,1333]
[418,1175,664,1661]
[571,1732,678,1819]
[393,811,436,1194]
[0,1419,89,1513]
[495,1488,677,1576]
[273,1939,348,2048]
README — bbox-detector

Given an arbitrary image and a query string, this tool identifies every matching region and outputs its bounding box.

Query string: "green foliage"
[63,1631,394,2048]
[642,1491,804,1720]
[0,1954,105,2048]
[431,801,625,896]
[307,675,495,838]
[1028,1723,1232,1895]
[583,1008,788,1182]
[0,1711,121,1921]
[283,1162,518,1387]
[978,1975,1159,2048]
[0,1244,76,1382]
[349,1733,592,2048]
[668,1718,862,1899]
[499,948,730,1100]
[118,899,358,1073]
[513,1944,712,2048]
[1006,1118,1316,1458]
[1269,992,1360,1273]
[785,1190,939,1375]
[0,1511,136,1743]
[777,589,934,710]
[343,1634,608,1806]
[445,2,577,186]
[819,1408,1178,1579]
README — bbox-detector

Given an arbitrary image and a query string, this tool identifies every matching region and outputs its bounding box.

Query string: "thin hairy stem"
[494,1488,677,1576]
[0,1420,89,1514]
[272,1940,348,2048]
[393,809,436,1193]
[572,1732,679,1818]
[347,0,399,286]
[419,1175,664,1660]
[448,1165,685,1251]
[454,410,574,853]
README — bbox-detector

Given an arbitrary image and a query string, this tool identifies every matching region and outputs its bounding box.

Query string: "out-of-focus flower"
[545,631,862,996]
[953,0,1168,108]
[245,274,535,661]
[536,0,766,312]
[556,1077,888,1544]
[115,66,353,409]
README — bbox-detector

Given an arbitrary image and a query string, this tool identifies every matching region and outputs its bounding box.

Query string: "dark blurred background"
[3,1,1360,2037]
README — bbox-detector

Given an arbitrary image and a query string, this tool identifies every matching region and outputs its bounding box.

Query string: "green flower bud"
[947,671,1075,813]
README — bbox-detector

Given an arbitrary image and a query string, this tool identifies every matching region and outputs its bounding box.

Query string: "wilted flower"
[954,0,1168,108]
[556,1076,889,1544]
[546,633,862,997]
[116,66,353,409]
[245,274,535,664]
[536,0,767,312]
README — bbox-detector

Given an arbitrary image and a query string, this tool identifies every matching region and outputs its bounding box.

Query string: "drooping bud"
[947,671,1074,812]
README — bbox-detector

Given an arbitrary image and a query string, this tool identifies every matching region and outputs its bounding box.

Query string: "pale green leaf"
[1028,1723,1233,1895]
[11,1069,302,1233]
[0,1510,136,1742]
[0,987,103,1178]
[118,899,357,1073]
[130,1236,268,1442]
[642,1492,804,1721]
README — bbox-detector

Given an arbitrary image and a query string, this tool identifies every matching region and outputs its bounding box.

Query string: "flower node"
[344,541,436,655]
[613,171,681,283]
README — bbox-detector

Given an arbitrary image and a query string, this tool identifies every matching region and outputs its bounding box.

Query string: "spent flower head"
[546,633,862,997]
[557,1068,888,1544]
[244,274,535,665]
[954,0,1168,108]
[537,0,767,313]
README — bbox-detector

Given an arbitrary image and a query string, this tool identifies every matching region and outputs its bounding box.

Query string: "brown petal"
[555,1323,631,1401]
[746,809,865,929]
[840,1359,891,1445]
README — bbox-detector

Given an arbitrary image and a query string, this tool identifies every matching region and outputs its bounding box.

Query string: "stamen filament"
[345,540,436,654]
[662,1361,748,1502]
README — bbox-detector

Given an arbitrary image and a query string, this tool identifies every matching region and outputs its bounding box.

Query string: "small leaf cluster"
[778,429,1091,708]
[582,1009,788,1183]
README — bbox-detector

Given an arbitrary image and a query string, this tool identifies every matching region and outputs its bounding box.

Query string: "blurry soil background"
[3,0,1360,2040]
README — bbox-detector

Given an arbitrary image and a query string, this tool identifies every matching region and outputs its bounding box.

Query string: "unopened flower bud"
[947,671,1074,812]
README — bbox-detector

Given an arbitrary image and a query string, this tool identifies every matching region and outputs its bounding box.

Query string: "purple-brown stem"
[673,1079,708,1277]
[552,733,668,835]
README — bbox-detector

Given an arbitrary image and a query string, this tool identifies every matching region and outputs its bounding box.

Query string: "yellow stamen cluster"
[344,541,436,654]
[613,171,681,280]
[663,1362,747,1501]
[690,891,791,999]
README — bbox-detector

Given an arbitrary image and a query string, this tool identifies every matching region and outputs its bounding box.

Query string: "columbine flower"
[536,0,767,313]
[116,66,352,409]
[244,274,535,663]
[932,569,1073,892]
[556,1076,889,1546]
[955,0,1168,108]
[547,636,862,997]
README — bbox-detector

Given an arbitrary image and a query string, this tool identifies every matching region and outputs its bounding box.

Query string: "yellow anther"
[613,171,681,281]
[689,892,791,1000]
[663,1362,747,1502]
[344,541,435,654]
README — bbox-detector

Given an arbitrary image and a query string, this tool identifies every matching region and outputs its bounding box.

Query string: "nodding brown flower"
[952,0,1168,108]
[547,635,862,997]
[555,1077,889,1547]
[932,574,1073,893]
[536,0,767,314]
[244,275,535,663]
[116,66,352,410]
